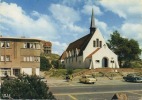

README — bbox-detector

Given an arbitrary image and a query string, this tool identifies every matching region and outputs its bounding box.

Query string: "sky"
[0,0,142,58]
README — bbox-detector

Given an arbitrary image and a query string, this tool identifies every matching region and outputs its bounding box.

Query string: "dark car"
[123,74,142,82]
[134,77,142,83]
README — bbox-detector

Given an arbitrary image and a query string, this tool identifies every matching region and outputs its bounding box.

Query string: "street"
[48,78,142,100]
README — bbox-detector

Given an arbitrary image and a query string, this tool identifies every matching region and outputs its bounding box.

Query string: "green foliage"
[67,67,74,75]
[49,69,67,77]
[123,61,142,68]
[40,56,52,71]
[107,31,142,67]
[41,53,60,61]
[51,60,64,69]
[1,75,55,99]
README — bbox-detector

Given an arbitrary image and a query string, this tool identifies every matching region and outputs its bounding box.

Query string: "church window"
[96,39,99,47]
[93,41,96,47]
[100,41,102,48]
[96,60,100,63]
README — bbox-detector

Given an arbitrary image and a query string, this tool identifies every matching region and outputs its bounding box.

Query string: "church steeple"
[90,8,96,34]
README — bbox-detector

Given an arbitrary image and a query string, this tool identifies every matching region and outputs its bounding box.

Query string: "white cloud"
[82,5,103,15]
[49,4,80,24]
[0,2,57,40]
[121,23,142,44]
[49,4,87,33]
[99,0,142,19]
[52,41,68,55]
[95,19,111,40]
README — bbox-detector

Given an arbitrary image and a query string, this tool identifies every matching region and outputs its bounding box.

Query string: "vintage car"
[79,75,97,84]
[134,77,142,83]
[123,74,142,83]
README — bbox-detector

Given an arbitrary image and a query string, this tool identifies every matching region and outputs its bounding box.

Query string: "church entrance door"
[102,57,108,67]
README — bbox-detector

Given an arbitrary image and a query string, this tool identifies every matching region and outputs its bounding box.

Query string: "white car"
[79,75,97,84]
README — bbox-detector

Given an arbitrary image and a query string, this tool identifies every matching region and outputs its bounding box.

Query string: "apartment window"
[6,55,10,61]
[30,56,33,62]
[1,42,5,47]
[27,57,30,61]
[34,56,40,62]
[23,57,26,61]
[0,55,10,61]
[23,56,40,62]
[13,69,20,76]
[1,42,10,48]
[36,43,40,49]
[1,56,4,61]
[23,43,40,49]
[6,42,10,48]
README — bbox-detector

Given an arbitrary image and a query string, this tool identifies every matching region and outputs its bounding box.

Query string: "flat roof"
[0,37,51,44]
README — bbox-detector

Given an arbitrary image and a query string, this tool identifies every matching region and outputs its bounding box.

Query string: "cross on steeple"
[90,8,96,34]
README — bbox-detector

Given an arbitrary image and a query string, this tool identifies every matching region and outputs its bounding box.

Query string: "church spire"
[90,8,96,34]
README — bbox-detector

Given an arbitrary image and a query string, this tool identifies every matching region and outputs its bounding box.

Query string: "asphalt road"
[49,83,142,100]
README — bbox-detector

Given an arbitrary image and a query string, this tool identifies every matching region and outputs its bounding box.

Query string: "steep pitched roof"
[59,51,66,60]
[66,33,93,56]
[59,8,97,60]
[86,48,100,58]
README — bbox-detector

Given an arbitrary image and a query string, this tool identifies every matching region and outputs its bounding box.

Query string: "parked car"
[123,74,142,83]
[134,77,142,83]
[79,75,97,84]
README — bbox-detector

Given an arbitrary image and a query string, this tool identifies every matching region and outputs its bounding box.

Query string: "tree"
[51,60,64,69]
[40,56,51,71]
[1,75,56,99]
[107,31,141,67]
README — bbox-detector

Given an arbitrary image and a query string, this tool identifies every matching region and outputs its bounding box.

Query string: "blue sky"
[0,0,142,58]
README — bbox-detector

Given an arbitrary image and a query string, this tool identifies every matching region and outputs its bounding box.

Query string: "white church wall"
[92,47,119,68]
[83,29,107,61]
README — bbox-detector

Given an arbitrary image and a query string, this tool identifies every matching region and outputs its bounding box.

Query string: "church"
[59,9,119,69]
